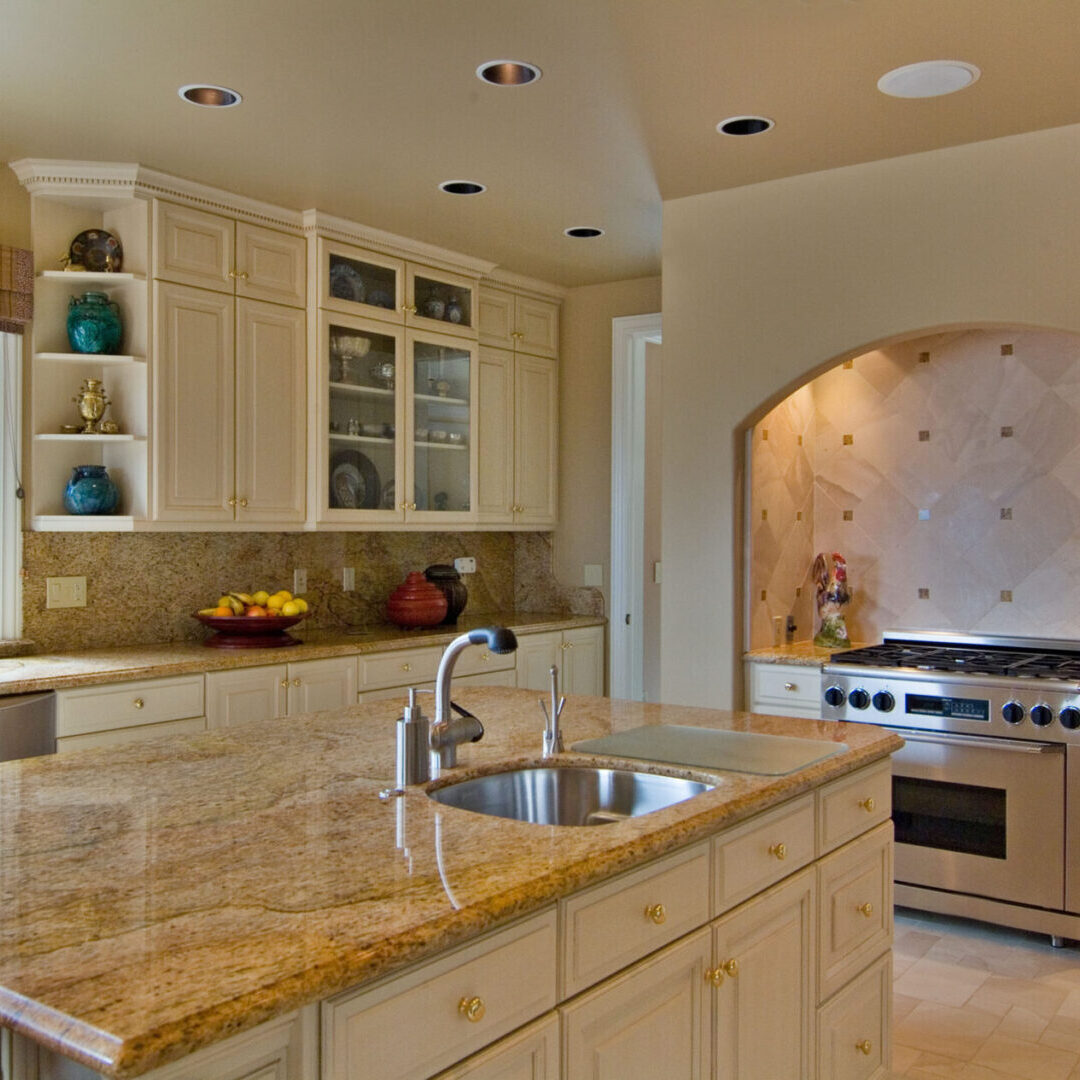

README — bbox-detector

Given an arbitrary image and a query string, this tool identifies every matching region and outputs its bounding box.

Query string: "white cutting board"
[572,724,847,776]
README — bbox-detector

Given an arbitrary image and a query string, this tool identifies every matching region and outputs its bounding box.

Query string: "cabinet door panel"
[153,282,235,521]
[477,287,515,348]
[206,667,287,729]
[434,1015,558,1080]
[476,347,514,522]
[235,300,306,523]
[514,297,558,359]
[235,224,306,308]
[712,868,815,1080]
[287,657,358,715]
[562,927,711,1080]
[513,355,557,525]
[516,632,562,691]
[154,201,234,293]
[563,625,604,696]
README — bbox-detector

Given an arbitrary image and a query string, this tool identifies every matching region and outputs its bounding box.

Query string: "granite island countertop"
[0,611,603,696]
[0,686,902,1078]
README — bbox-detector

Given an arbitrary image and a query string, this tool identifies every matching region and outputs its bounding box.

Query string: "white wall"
[660,122,1080,709]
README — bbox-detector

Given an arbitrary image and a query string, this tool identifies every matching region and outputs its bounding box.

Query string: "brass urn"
[72,378,111,434]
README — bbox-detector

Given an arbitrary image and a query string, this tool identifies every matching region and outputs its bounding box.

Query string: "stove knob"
[848,688,871,710]
[872,690,895,713]
[1002,701,1025,725]
[1060,707,1080,730]
[824,686,846,708]
[1031,704,1054,727]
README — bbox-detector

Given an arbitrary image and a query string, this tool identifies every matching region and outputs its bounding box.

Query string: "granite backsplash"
[21,531,603,653]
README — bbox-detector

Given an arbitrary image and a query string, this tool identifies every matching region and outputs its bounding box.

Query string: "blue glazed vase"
[63,465,120,515]
[67,291,123,354]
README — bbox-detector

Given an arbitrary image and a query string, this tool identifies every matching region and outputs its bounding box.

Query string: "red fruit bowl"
[192,612,307,649]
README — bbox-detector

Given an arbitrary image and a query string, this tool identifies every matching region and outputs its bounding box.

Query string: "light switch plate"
[342,567,355,591]
[46,576,86,609]
[454,557,477,574]
[293,568,308,595]
[584,563,603,587]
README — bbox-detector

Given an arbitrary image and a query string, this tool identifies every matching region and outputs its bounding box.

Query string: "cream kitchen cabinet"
[206,657,358,729]
[478,287,559,360]
[153,280,306,525]
[433,1015,559,1080]
[515,626,604,696]
[476,347,557,526]
[355,640,517,703]
[746,662,822,719]
[154,201,306,308]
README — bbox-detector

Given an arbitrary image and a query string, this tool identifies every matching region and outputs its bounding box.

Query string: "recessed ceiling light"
[476,60,542,86]
[564,227,604,239]
[877,60,980,98]
[178,84,242,108]
[439,180,487,196]
[716,116,774,136]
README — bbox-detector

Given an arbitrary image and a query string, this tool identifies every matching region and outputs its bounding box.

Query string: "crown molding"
[9,159,141,198]
[481,266,567,302]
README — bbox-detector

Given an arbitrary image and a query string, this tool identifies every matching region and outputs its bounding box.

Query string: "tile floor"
[890,908,1080,1079]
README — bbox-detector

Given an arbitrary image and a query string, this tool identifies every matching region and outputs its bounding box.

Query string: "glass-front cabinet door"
[405,264,476,339]
[319,239,404,327]
[406,330,476,522]
[319,311,405,522]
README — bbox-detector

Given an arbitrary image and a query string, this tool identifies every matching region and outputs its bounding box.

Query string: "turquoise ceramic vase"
[67,292,123,354]
[63,465,120,515]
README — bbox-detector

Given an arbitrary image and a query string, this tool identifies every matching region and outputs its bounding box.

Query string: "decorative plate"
[329,448,380,509]
[69,229,123,273]
[329,261,366,303]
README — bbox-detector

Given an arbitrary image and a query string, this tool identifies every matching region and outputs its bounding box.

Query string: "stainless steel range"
[823,630,1080,945]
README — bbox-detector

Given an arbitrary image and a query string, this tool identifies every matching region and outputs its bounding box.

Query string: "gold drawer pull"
[644,903,667,925]
[238,497,248,508]
[401,663,412,672]
[227,495,238,507]
[237,271,249,281]
[132,697,144,709]
[859,797,876,812]
[292,678,302,688]
[769,842,787,860]
[784,681,796,691]
[705,966,724,987]
[459,996,485,1023]
[855,1039,872,1055]
[722,958,738,977]
[480,652,489,662]
[857,902,874,918]
[281,678,290,689]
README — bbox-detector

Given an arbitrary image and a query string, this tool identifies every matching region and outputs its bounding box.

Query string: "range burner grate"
[833,641,1080,681]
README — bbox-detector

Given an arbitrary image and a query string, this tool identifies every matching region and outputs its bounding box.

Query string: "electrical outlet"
[454,557,477,575]
[342,566,355,591]
[583,564,603,587]
[293,568,308,595]
[46,576,86,609]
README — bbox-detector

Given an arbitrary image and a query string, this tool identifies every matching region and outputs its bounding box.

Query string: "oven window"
[892,776,1006,859]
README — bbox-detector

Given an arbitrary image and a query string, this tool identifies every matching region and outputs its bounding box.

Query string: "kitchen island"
[0,687,901,1079]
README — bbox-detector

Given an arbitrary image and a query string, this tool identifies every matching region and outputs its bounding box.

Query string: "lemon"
[252,590,270,607]
[294,597,308,613]
[281,600,301,616]
[275,590,293,602]
[266,594,286,611]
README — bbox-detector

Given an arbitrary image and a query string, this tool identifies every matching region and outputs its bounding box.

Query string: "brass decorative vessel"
[72,378,111,434]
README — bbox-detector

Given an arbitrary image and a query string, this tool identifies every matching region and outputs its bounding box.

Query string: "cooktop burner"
[834,636,1080,680]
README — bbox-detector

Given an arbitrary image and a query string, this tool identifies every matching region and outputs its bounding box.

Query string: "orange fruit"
[212,605,233,617]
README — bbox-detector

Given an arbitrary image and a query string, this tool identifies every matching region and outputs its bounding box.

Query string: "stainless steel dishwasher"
[0,691,56,761]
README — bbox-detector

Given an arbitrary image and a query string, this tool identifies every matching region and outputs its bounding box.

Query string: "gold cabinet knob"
[281,678,290,689]
[132,697,144,709]
[722,958,738,977]
[458,996,485,1023]
[238,497,248,508]
[227,495,238,507]
[859,797,876,812]
[480,652,489,662]
[401,663,412,672]
[238,271,249,281]
[403,303,418,314]
[857,902,874,918]
[292,678,302,688]
[227,269,238,279]
[784,681,797,691]
[407,501,417,511]
[769,842,787,860]
[855,1039,872,1055]
[644,903,666,925]
[704,966,724,987]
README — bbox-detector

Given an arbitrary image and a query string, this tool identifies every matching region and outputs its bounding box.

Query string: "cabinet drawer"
[358,645,442,690]
[57,715,206,753]
[434,1014,558,1080]
[56,675,205,737]
[560,841,710,997]
[817,822,893,1002]
[323,909,556,1080]
[712,793,815,915]
[454,646,516,679]
[817,759,892,854]
[750,663,822,709]
[816,952,892,1080]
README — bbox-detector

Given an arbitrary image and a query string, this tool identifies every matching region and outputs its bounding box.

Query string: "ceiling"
[4,0,1080,287]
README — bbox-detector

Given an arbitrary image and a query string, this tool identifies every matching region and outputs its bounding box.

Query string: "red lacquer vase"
[386,571,448,628]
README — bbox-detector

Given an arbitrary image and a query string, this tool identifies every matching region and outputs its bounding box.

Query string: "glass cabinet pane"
[327,251,398,315]
[413,340,471,512]
[327,323,398,510]
[414,274,472,330]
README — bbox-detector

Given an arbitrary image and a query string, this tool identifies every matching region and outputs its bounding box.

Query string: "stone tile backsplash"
[750,328,1080,648]
[22,531,602,652]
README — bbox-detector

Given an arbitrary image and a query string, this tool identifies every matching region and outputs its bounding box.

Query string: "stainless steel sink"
[427,765,714,826]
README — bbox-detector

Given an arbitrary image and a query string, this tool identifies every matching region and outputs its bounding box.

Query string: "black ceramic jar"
[424,564,468,624]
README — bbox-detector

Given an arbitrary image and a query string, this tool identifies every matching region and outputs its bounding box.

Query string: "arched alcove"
[747,325,1080,650]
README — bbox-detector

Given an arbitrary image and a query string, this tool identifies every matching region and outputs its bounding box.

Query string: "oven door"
[888,728,1065,911]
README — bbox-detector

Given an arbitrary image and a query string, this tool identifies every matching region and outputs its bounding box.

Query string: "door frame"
[610,312,661,700]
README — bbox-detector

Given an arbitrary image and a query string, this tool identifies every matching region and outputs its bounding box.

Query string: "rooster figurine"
[812,551,851,648]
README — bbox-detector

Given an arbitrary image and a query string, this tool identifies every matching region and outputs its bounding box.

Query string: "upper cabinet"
[478,286,559,359]
[317,238,477,339]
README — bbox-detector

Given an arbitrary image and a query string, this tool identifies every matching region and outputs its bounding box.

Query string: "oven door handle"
[882,727,1065,754]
